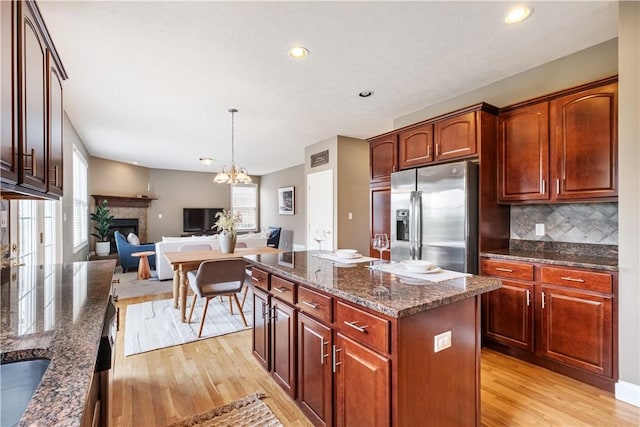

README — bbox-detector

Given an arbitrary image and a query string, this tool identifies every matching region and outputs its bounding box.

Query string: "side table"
[131,251,155,280]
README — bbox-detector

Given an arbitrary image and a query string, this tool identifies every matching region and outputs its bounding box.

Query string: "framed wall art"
[278,186,295,215]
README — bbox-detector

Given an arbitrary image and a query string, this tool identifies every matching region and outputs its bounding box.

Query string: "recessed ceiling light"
[505,6,533,24]
[199,157,213,166]
[131,161,139,165]
[359,90,374,98]
[288,46,309,59]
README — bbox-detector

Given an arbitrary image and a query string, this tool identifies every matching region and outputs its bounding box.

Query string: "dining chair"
[186,259,248,338]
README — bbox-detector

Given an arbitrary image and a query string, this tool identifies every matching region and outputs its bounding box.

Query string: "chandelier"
[214,108,252,185]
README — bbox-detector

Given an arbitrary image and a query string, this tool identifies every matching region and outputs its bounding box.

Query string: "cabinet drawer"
[540,266,612,293]
[271,275,295,305]
[335,301,390,354]
[250,268,270,291]
[481,259,534,281]
[297,286,332,324]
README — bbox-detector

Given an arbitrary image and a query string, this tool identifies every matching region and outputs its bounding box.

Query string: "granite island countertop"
[245,251,501,318]
[0,260,116,426]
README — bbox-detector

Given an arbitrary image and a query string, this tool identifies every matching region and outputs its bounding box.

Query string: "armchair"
[114,230,156,273]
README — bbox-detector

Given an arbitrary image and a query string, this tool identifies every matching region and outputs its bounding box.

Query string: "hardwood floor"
[111,292,639,426]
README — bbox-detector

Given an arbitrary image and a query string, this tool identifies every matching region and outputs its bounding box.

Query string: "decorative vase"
[219,231,237,253]
[96,241,110,256]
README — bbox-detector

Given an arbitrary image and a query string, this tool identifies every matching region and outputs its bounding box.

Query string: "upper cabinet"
[498,77,618,204]
[1,0,67,199]
[398,124,433,169]
[434,110,478,161]
[369,134,398,183]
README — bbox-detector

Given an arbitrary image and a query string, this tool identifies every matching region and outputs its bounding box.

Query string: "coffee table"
[131,250,155,280]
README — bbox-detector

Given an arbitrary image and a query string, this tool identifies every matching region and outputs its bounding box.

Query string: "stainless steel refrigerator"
[390,160,478,274]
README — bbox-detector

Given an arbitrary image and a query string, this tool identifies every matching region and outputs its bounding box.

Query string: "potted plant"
[213,209,242,253]
[91,200,114,256]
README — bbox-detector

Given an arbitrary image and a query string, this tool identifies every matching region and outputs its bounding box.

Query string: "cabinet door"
[434,110,477,161]
[47,54,63,196]
[483,280,534,351]
[498,103,550,202]
[550,83,618,200]
[539,285,612,377]
[1,1,18,184]
[20,2,48,191]
[369,186,390,260]
[398,124,433,169]
[334,333,390,427]
[271,299,296,397]
[369,135,397,183]
[252,287,270,370]
[298,313,333,427]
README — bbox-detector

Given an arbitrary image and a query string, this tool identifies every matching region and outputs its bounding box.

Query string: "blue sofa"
[114,230,156,273]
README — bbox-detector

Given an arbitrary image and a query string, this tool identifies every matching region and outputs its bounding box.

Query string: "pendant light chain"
[213,107,251,185]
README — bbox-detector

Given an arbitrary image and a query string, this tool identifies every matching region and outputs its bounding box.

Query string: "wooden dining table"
[164,246,281,322]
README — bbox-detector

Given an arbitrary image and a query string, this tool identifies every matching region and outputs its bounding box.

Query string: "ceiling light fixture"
[288,46,309,59]
[213,108,252,185]
[359,90,374,98]
[199,157,213,166]
[505,6,533,24]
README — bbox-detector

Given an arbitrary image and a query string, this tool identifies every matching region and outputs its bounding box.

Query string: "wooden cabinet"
[434,110,478,161]
[334,333,390,427]
[0,0,67,199]
[369,134,397,183]
[297,313,333,427]
[498,102,550,202]
[498,78,618,203]
[550,82,618,200]
[398,124,433,169]
[369,185,390,260]
[481,257,616,390]
[251,287,270,370]
[271,298,296,397]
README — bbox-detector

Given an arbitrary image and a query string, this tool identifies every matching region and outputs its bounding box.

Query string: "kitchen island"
[0,260,115,426]
[245,251,501,426]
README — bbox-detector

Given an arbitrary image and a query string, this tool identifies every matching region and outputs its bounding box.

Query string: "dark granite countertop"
[245,251,501,318]
[480,241,618,272]
[0,260,116,427]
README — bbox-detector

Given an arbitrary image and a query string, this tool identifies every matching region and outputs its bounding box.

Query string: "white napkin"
[314,253,378,264]
[369,263,471,283]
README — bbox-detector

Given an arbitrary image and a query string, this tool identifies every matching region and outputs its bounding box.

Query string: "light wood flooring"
[111,292,639,426]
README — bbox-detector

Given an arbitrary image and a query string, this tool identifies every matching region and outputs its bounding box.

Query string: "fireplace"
[109,219,139,254]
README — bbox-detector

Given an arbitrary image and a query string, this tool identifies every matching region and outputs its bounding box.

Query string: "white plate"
[334,251,362,259]
[400,260,435,273]
[399,264,442,274]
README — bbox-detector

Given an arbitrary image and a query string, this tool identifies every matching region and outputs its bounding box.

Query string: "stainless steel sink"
[1,359,50,426]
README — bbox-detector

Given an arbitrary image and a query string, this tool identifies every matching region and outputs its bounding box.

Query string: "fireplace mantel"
[92,194,156,208]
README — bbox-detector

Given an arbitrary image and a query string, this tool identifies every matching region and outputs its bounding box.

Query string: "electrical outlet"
[348,212,353,220]
[434,331,452,352]
[535,223,545,236]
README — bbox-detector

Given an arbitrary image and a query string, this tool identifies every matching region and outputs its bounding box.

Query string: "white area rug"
[112,271,173,300]
[124,294,252,356]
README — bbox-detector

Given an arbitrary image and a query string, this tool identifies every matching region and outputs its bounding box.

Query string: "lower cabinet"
[271,298,296,397]
[334,333,390,427]
[251,287,270,370]
[481,257,616,390]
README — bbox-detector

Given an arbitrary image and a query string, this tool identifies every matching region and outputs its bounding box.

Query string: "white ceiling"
[38,1,618,176]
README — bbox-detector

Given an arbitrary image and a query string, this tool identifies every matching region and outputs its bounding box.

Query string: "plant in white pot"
[91,200,114,256]
[213,209,241,253]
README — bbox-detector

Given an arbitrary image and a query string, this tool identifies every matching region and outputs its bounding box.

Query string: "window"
[231,184,258,231]
[73,146,88,252]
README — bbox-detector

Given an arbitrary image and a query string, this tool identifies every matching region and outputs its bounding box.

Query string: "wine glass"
[372,233,389,263]
[314,229,327,252]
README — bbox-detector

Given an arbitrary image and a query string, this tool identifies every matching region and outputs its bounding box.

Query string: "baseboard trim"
[616,380,640,407]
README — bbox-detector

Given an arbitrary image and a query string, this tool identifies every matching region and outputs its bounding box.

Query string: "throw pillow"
[127,233,140,246]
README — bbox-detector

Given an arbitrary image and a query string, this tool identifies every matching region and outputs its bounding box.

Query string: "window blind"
[231,184,258,231]
[72,146,88,252]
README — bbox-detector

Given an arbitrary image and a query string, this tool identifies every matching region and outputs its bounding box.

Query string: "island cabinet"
[0,0,67,199]
[252,265,485,426]
[497,77,618,204]
[481,257,617,390]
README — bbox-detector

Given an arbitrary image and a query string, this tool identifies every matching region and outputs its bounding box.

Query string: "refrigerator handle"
[414,191,422,259]
[408,192,414,259]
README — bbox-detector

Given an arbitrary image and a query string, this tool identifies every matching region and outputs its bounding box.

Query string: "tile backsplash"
[510,203,618,245]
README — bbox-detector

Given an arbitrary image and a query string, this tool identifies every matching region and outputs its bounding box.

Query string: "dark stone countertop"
[245,251,501,318]
[480,248,618,272]
[0,260,116,427]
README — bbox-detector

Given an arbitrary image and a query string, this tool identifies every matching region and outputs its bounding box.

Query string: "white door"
[307,169,334,252]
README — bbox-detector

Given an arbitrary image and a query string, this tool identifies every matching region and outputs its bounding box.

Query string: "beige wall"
[395,39,618,127]
[259,164,306,248]
[62,113,90,263]
[617,1,640,402]
[337,136,370,255]
[89,157,150,198]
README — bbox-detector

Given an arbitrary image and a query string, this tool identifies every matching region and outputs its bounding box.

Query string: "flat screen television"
[183,208,224,233]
